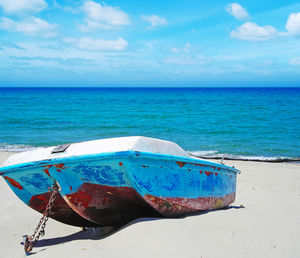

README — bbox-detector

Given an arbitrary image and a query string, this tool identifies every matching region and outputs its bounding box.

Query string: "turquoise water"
[0,87,299,159]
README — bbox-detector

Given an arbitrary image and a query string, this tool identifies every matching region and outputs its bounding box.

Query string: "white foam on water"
[0,143,40,152]
[0,143,298,162]
[188,150,218,156]
[188,150,299,162]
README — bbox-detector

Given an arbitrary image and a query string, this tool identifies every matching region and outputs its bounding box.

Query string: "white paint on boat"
[1,136,191,167]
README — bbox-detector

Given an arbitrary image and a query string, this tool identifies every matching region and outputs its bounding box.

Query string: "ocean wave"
[188,151,300,162]
[0,143,299,162]
[188,150,219,156]
[0,143,40,152]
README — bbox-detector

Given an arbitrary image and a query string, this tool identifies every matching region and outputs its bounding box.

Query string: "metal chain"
[24,183,58,255]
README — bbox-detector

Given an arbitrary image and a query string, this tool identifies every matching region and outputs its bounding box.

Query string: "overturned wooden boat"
[0,136,240,227]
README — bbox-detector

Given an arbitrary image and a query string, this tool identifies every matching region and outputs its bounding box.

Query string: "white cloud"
[164,55,206,65]
[80,1,130,31]
[170,43,191,53]
[285,12,300,36]
[226,3,250,20]
[0,16,56,37]
[230,22,277,41]
[80,19,112,31]
[0,16,13,30]
[63,37,76,44]
[65,37,128,51]
[141,14,167,29]
[170,48,180,53]
[289,57,300,66]
[183,42,191,53]
[0,0,47,13]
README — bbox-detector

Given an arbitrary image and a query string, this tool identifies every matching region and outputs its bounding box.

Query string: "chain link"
[24,182,58,255]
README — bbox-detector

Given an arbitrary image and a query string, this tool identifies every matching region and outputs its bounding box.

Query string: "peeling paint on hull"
[144,193,236,217]
[29,191,99,227]
[0,167,98,227]
[63,183,161,226]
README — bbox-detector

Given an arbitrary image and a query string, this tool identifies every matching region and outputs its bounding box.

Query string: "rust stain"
[192,163,206,167]
[54,163,67,169]
[44,169,50,176]
[66,190,92,209]
[145,193,236,215]
[29,191,97,227]
[4,176,23,190]
[176,161,186,168]
[144,194,196,217]
[42,163,68,176]
[65,183,160,226]
[43,166,51,176]
[176,161,219,170]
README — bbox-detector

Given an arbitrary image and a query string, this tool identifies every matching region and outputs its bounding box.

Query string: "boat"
[0,136,240,227]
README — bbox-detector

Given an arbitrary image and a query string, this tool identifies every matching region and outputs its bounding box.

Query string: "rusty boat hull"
[0,136,240,227]
[0,163,99,227]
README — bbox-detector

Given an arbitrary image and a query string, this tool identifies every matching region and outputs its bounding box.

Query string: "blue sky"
[0,0,300,87]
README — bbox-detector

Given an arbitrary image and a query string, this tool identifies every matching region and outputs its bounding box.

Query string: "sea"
[0,87,299,161]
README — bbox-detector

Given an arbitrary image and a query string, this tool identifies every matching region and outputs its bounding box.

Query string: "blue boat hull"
[0,151,238,227]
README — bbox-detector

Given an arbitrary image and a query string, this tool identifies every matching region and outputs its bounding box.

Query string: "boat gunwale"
[0,151,240,174]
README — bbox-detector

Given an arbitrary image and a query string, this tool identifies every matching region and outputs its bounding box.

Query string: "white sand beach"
[0,151,299,258]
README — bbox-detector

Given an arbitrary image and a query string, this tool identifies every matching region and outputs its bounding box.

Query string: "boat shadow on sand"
[20,205,244,254]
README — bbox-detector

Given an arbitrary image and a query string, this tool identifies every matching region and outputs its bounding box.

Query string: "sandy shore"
[0,151,299,258]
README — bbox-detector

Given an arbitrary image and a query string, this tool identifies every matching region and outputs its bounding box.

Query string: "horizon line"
[1,85,300,89]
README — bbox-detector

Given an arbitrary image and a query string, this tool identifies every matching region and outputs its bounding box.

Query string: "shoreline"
[0,151,299,257]
[1,150,300,163]
[194,156,300,163]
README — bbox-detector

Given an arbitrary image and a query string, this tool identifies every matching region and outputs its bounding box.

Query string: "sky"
[0,0,300,87]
